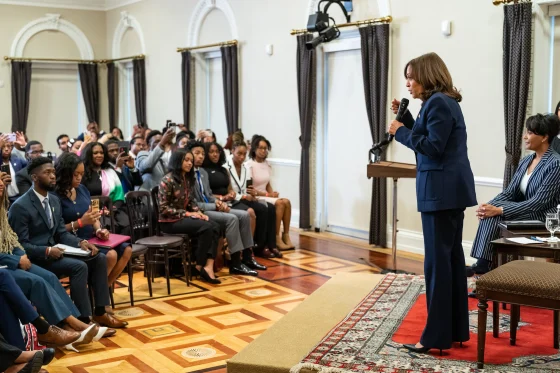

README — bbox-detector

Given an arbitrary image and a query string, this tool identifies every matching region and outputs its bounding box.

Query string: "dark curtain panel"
[107,62,118,130]
[220,45,239,135]
[78,63,99,124]
[133,58,147,126]
[502,3,532,188]
[181,51,192,130]
[11,61,32,133]
[296,34,316,229]
[360,24,390,247]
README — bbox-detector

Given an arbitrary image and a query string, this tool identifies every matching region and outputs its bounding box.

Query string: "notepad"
[505,237,544,245]
[54,244,91,257]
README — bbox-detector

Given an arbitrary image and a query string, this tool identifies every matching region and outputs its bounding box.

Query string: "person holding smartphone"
[158,149,221,284]
[1,135,25,204]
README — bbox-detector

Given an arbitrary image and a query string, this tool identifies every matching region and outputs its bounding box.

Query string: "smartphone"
[0,164,10,175]
[91,199,100,213]
[246,179,253,188]
[118,141,130,154]
[6,133,16,142]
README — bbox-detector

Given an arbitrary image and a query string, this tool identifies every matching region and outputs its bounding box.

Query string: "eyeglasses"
[257,147,269,151]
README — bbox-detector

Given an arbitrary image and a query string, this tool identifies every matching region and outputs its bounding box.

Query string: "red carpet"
[392,293,558,364]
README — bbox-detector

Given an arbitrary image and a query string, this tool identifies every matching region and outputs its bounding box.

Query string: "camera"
[305,0,351,50]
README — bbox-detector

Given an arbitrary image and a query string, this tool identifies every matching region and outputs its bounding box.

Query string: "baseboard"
[310,224,475,265]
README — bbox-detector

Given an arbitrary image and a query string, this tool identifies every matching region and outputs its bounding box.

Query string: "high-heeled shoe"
[403,343,443,356]
[200,267,221,284]
[64,324,97,352]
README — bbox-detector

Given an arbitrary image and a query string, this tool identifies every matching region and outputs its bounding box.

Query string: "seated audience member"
[0,268,96,353]
[56,152,132,287]
[129,136,147,160]
[175,132,190,149]
[16,141,45,196]
[81,143,131,236]
[204,141,277,260]
[105,140,142,193]
[224,130,245,153]
[0,331,50,373]
[111,127,124,141]
[10,132,28,164]
[469,114,560,275]
[76,121,105,142]
[158,149,222,284]
[246,135,295,250]
[136,128,174,191]
[188,141,262,275]
[550,100,560,153]
[197,129,216,143]
[0,179,101,349]
[57,134,70,153]
[223,142,280,258]
[69,139,83,155]
[2,140,26,204]
[8,157,127,330]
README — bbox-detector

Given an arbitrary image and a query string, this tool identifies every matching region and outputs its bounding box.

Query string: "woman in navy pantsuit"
[388,53,477,354]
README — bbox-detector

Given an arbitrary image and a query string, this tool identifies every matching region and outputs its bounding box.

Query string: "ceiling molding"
[112,11,146,58]
[0,0,142,11]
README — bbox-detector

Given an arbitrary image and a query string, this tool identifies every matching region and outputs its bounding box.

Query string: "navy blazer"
[395,93,477,212]
[8,157,26,174]
[8,189,82,261]
[490,148,560,220]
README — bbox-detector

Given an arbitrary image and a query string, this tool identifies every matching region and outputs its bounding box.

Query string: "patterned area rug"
[290,274,560,373]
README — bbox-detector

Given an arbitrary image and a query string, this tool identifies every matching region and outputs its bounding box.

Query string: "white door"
[324,48,373,239]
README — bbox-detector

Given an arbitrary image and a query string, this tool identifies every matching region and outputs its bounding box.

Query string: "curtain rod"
[3,54,145,64]
[177,39,238,52]
[493,0,531,5]
[290,16,392,35]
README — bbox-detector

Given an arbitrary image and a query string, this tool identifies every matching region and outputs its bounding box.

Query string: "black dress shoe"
[18,351,44,373]
[42,347,55,365]
[403,344,443,356]
[230,263,258,276]
[243,258,267,271]
[200,268,221,284]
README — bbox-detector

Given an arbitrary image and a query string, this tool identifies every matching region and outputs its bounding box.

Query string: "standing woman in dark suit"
[388,52,477,354]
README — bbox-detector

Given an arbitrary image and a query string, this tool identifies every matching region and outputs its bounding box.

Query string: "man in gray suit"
[188,141,265,276]
[136,129,174,191]
[8,157,127,330]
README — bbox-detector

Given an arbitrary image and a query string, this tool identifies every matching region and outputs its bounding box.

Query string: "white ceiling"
[0,0,142,11]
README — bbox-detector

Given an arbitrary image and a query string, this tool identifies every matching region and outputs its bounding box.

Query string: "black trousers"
[161,218,220,266]
[0,333,21,372]
[233,200,276,249]
[420,208,470,349]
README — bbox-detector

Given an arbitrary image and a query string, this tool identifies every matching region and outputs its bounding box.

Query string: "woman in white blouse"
[225,142,282,258]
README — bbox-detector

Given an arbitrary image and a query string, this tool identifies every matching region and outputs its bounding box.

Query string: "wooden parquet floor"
[46,232,423,373]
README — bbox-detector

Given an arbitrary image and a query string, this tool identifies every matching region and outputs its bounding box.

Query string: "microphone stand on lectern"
[367,141,416,274]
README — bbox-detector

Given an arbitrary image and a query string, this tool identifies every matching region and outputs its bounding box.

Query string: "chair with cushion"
[125,191,185,296]
[476,260,560,368]
[150,186,192,285]
[93,195,149,307]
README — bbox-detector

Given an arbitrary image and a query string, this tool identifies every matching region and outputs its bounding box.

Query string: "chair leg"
[478,299,488,369]
[510,304,519,346]
[164,248,171,295]
[181,242,189,287]
[492,301,500,338]
[128,260,135,306]
[146,250,153,298]
[554,310,559,349]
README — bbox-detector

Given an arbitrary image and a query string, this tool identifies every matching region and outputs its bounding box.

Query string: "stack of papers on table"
[505,237,544,245]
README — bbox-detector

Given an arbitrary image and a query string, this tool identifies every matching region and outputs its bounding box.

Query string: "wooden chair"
[125,191,185,296]
[476,260,560,369]
[93,195,148,307]
[150,186,193,285]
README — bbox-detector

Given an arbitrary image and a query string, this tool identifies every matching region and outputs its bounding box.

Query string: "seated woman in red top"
[158,149,222,284]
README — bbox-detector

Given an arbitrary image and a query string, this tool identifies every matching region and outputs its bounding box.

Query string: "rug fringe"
[290,363,352,373]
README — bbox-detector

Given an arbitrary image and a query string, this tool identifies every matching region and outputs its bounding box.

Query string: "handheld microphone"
[388,98,410,141]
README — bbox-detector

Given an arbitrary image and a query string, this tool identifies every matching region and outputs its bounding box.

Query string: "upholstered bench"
[476,260,560,369]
